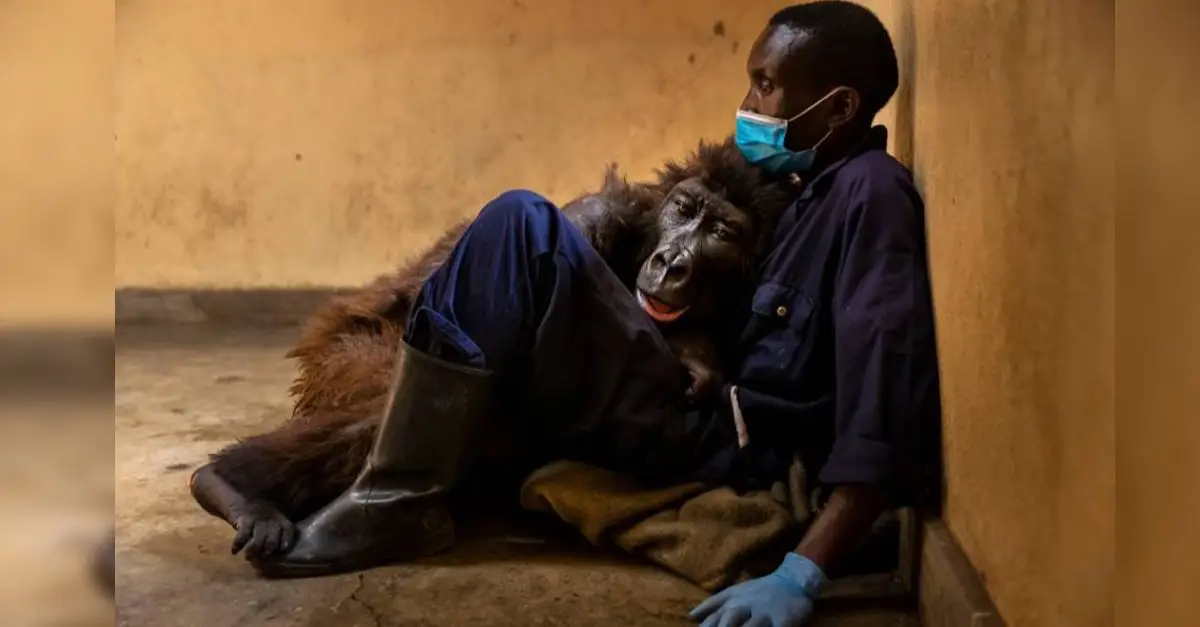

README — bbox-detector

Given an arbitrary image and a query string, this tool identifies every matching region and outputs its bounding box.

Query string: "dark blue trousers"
[402,190,736,486]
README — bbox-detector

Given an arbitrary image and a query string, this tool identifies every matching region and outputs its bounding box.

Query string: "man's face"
[739,24,853,153]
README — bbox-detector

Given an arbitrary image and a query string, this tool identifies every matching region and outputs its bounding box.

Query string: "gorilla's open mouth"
[637,290,689,323]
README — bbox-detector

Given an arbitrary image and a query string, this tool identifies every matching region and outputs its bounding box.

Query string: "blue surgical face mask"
[735,89,840,175]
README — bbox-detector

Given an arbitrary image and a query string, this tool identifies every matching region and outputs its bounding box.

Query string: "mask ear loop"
[789,87,845,155]
[809,127,835,151]
[784,87,844,123]
[786,126,833,186]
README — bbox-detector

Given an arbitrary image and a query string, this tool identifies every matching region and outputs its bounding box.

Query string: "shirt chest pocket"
[740,282,818,377]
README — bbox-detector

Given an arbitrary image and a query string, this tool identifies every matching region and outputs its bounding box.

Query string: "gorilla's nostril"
[650,249,692,284]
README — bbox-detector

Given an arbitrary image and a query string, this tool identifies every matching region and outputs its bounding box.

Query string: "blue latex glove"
[688,552,827,627]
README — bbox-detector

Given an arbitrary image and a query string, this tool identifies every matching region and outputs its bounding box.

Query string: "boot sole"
[250,521,455,580]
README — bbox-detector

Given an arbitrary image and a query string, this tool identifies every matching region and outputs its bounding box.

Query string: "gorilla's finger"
[280,522,297,553]
[243,527,269,560]
[260,524,281,556]
[231,520,253,555]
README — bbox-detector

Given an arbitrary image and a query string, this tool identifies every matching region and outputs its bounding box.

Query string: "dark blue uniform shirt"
[727,126,941,507]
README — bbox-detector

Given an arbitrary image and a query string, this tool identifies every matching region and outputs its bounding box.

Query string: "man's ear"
[826,87,861,129]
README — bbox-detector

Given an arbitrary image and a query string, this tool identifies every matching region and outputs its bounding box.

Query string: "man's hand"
[688,552,826,627]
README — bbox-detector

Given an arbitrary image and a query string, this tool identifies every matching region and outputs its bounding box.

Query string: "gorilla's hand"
[230,500,296,559]
[682,354,724,402]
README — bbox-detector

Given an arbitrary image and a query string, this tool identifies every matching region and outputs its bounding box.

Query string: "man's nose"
[739,90,762,114]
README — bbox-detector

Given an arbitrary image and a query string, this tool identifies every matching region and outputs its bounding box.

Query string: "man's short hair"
[769,1,900,122]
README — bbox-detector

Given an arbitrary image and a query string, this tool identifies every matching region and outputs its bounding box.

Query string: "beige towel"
[519,457,817,591]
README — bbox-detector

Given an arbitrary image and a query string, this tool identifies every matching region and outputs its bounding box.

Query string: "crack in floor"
[348,573,384,627]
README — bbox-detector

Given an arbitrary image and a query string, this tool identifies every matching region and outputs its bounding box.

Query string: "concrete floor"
[115,325,918,626]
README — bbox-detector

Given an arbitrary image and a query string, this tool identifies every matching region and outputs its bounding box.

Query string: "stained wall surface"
[0,1,113,326]
[907,1,1115,626]
[116,0,905,288]
[1119,5,1200,627]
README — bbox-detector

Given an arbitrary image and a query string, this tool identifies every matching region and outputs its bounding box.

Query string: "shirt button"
[776,305,788,317]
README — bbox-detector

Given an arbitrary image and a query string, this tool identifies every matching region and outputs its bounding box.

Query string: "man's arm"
[793,484,889,572]
[796,172,940,571]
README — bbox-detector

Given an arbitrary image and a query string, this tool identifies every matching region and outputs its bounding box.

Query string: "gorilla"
[188,137,797,558]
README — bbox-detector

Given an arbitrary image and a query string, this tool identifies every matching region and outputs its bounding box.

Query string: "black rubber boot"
[251,340,494,579]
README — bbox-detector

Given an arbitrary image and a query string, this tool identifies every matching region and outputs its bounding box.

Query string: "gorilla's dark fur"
[193,136,796,529]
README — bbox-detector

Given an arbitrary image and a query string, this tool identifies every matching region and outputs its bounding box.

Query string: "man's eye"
[757,79,773,94]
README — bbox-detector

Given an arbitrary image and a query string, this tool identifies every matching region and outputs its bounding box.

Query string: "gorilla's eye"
[675,197,698,218]
[712,223,737,241]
